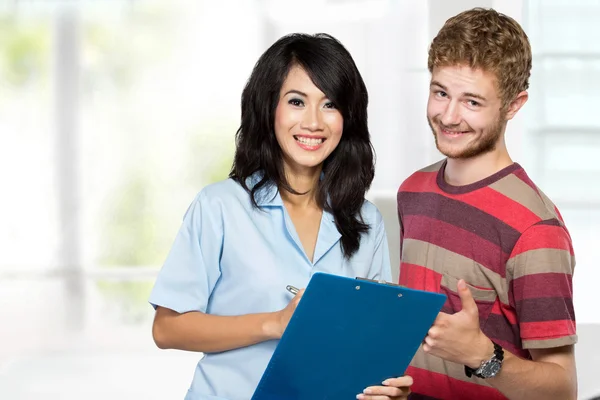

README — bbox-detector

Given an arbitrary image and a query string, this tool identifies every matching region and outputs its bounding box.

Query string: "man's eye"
[436,91,447,98]
[467,100,480,107]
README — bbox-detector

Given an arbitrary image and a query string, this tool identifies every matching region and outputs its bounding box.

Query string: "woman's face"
[274,65,343,175]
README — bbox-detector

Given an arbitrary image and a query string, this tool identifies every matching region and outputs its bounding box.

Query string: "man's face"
[427,65,506,159]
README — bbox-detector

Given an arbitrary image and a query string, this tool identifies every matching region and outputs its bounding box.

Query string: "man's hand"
[357,375,413,400]
[423,279,493,368]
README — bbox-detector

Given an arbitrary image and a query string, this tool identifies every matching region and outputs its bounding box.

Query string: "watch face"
[481,360,501,378]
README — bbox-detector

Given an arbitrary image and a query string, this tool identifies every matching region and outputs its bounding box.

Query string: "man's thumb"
[457,279,478,315]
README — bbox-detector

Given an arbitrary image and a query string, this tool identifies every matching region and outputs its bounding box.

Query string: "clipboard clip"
[355,277,405,288]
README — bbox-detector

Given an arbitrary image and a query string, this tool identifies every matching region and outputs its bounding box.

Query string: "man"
[397,8,577,400]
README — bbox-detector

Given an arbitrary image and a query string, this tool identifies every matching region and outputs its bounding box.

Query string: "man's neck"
[444,150,513,187]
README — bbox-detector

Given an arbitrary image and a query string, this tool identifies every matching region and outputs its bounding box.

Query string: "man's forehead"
[431,65,498,97]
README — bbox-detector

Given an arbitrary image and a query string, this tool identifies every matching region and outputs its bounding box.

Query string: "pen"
[286,285,299,295]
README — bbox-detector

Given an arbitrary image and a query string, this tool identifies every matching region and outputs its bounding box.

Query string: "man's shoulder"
[417,159,445,174]
[493,165,563,224]
[398,159,444,193]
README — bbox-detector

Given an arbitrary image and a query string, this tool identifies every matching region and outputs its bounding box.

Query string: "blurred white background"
[0,0,598,399]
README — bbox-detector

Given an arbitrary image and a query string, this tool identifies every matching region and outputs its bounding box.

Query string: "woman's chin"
[283,155,326,173]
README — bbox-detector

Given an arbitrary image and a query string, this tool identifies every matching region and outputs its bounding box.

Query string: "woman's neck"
[280,164,322,209]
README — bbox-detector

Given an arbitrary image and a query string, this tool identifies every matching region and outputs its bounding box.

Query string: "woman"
[149,33,412,400]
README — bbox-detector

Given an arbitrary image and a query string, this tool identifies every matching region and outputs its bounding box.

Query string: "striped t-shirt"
[397,160,577,400]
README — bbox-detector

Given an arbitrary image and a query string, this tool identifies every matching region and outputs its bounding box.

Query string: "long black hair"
[229,33,375,259]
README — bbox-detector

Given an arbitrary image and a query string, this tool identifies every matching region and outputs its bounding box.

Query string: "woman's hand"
[358,375,413,400]
[267,289,305,339]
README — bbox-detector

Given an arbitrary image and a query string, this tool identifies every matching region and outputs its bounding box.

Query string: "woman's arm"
[152,290,304,353]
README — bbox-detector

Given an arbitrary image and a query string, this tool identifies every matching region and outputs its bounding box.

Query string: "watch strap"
[464,341,504,378]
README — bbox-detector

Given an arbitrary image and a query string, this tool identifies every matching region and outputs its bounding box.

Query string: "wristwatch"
[465,341,504,379]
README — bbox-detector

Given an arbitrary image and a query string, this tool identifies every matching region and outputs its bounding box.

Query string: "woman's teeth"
[295,136,324,145]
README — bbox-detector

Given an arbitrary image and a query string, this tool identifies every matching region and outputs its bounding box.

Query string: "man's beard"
[428,115,506,159]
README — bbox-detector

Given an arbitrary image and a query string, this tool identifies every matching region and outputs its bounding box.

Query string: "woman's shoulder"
[194,172,268,208]
[359,199,384,228]
[193,177,249,208]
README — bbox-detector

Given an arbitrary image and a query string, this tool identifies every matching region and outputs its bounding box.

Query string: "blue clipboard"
[251,272,447,400]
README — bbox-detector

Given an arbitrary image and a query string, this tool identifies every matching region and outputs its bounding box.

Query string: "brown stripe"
[516,297,575,323]
[441,273,498,302]
[408,394,441,400]
[419,160,445,173]
[402,214,508,276]
[523,335,578,349]
[436,161,521,194]
[488,175,556,221]
[513,167,539,193]
[484,313,522,348]
[400,192,521,254]
[537,218,562,227]
[537,188,561,219]
[402,238,453,276]
[511,273,573,301]
[507,248,574,281]
[403,239,509,304]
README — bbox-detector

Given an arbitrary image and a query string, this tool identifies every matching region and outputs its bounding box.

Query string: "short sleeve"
[507,220,577,349]
[149,190,223,314]
[368,210,393,282]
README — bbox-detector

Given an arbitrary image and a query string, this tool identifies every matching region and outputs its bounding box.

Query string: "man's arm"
[423,279,577,400]
[484,344,577,400]
[483,219,577,399]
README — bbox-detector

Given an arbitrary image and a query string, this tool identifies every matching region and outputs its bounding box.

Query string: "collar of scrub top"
[248,171,326,208]
[246,170,342,264]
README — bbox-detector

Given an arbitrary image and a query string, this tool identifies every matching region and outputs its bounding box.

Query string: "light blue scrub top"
[149,172,392,400]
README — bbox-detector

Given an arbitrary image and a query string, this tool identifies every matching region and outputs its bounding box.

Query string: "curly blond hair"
[428,8,531,108]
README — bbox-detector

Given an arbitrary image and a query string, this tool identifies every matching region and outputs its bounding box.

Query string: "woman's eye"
[288,98,304,107]
[323,101,337,109]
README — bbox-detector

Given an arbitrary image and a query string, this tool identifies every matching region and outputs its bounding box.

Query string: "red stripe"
[512,273,573,301]
[401,172,541,232]
[520,320,576,340]
[399,171,439,193]
[403,214,508,276]
[458,187,541,231]
[399,191,520,254]
[511,224,573,255]
[491,301,518,325]
[406,366,508,400]
[399,263,441,293]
